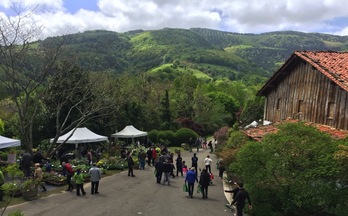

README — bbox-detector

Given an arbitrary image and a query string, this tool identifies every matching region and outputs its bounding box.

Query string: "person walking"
[168,153,175,178]
[191,153,198,172]
[195,137,201,152]
[199,168,211,199]
[230,182,252,216]
[86,149,93,166]
[155,158,164,184]
[89,163,102,194]
[217,160,226,179]
[185,167,198,198]
[138,149,147,170]
[127,153,135,177]
[182,161,188,176]
[162,159,171,185]
[151,147,157,166]
[204,155,213,173]
[21,151,33,177]
[146,147,152,166]
[176,153,183,177]
[34,163,47,192]
[33,150,45,166]
[208,140,213,153]
[73,168,86,196]
[62,161,74,191]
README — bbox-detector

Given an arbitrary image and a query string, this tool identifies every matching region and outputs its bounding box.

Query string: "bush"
[0,152,7,161]
[148,130,159,143]
[175,128,198,146]
[1,182,22,197]
[231,122,347,216]
[157,130,176,146]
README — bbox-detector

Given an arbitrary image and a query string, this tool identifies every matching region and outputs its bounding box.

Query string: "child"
[182,161,188,176]
[73,168,86,196]
[34,163,47,192]
[45,158,52,173]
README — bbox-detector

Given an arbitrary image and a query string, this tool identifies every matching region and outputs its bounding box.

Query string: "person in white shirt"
[89,163,102,194]
[204,155,213,173]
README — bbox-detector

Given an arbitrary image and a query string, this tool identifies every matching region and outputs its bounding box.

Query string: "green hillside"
[41,28,348,80]
[191,28,348,72]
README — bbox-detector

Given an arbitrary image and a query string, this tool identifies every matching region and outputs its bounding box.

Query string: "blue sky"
[63,0,99,14]
[0,0,347,39]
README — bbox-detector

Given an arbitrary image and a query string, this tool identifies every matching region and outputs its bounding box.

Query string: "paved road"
[5,147,232,216]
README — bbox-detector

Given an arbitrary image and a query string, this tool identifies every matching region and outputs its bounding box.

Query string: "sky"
[1,0,348,40]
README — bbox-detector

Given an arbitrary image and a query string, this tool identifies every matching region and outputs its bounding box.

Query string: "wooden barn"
[257,50,348,130]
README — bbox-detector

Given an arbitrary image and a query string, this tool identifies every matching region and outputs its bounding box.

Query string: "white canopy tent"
[111,125,147,138]
[0,135,21,149]
[50,127,108,144]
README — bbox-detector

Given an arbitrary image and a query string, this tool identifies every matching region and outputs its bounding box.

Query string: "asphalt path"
[5,147,232,216]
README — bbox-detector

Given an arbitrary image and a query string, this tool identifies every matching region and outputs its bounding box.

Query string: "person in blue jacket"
[185,167,198,198]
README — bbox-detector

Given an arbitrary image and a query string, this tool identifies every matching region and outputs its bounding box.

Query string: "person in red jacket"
[151,147,157,166]
[62,161,74,191]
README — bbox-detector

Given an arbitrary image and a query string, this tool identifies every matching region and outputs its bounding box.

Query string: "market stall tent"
[111,125,147,138]
[0,135,21,149]
[50,127,108,144]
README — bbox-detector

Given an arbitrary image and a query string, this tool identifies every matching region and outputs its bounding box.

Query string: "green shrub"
[231,122,347,216]
[157,130,176,146]
[175,128,198,146]
[1,182,22,197]
[148,130,159,143]
[0,152,7,161]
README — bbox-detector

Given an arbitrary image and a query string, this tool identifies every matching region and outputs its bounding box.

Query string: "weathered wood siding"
[264,61,348,130]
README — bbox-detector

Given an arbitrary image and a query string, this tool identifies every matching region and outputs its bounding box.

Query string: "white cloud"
[1,0,348,38]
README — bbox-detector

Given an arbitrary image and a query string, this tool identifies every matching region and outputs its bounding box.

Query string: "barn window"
[327,102,335,119]
[276,98,281,110]
[298,100,303,113]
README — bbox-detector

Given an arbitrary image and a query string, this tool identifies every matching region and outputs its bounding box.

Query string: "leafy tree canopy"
[231,123,347,216]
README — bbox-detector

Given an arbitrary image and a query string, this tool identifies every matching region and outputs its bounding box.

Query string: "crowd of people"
[6,137,252,215]
[14,147,103,197]
[124,139,252,216]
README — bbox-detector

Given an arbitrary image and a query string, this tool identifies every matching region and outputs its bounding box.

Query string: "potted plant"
[1,163,24,198]
[21,178,41,201]
[6,148,19,164]
[1,182,22,197]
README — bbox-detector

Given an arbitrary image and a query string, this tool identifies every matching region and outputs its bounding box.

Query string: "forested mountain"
[2,27,348,150]
[191,28,348,72]
[42,28,348,80]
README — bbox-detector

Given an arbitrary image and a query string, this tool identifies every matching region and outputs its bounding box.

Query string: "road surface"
[5,147,232,216]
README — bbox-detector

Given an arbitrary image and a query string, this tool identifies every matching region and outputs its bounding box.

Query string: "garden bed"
[44,180,66,187]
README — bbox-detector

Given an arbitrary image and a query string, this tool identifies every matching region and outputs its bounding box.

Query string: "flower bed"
[43,173,66,186]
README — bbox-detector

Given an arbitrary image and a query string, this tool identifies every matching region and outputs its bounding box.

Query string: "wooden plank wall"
[264,61,348,130]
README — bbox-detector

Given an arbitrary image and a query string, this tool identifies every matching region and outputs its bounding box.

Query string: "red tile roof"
[295,51,348,93]
[243,119,348,141]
